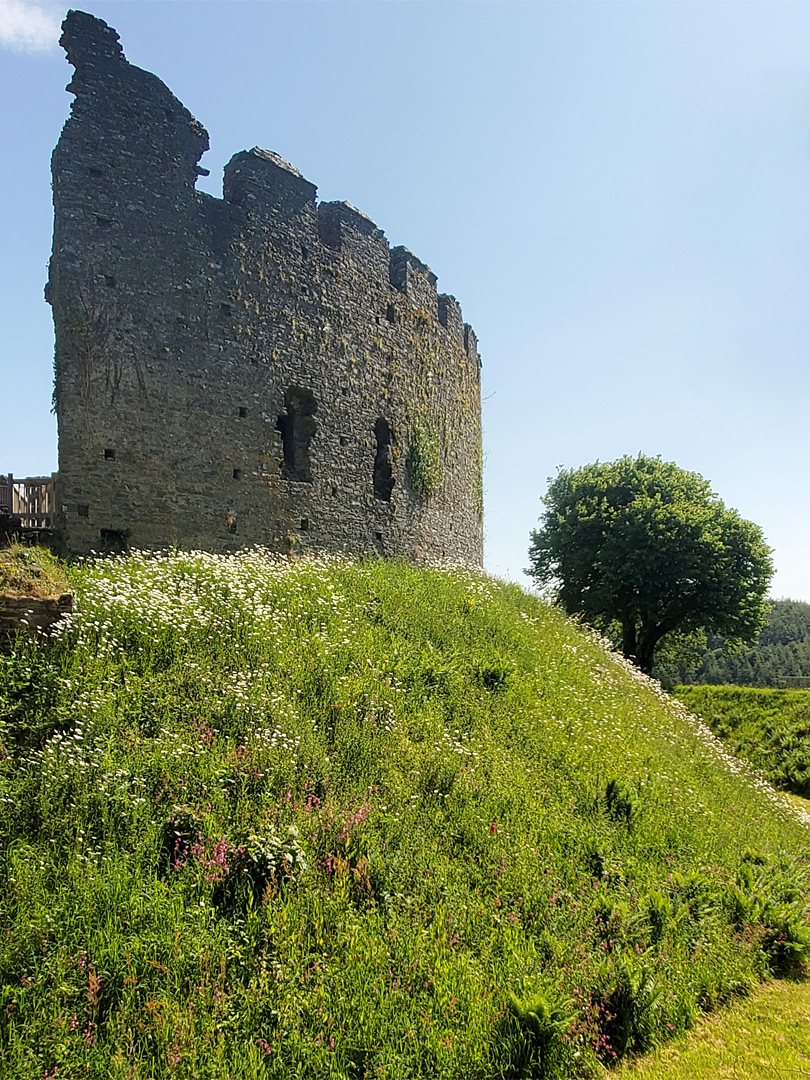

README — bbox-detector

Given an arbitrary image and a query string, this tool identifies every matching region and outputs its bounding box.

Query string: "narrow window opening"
[232,468,242,480]
[104,448,115,460]
[238,406,248,418]
[374,531,385,555]
[373,418,395,501]
[300,518,309,531]
[276,387,317,483]
[104,274,116,289]
[386,304,396,324]
[77,504,89,518]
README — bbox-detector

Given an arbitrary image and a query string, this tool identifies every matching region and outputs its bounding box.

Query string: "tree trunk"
[621,619,637,665]
[635,622,664,675]
[621,618,663,675]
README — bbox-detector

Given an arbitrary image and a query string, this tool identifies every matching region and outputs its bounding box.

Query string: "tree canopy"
[655,599,810,687]
[527,455,774,673]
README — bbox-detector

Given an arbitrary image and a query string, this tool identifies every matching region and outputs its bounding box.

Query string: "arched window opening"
[276,388,317,482]
[373,418,394,501]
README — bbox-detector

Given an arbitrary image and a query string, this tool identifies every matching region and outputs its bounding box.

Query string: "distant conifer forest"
[655,600,810,687]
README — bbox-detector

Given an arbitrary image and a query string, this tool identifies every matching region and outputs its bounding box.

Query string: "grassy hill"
[1,551,809,1079]
[0,543,69,599]
[673,685,810,798]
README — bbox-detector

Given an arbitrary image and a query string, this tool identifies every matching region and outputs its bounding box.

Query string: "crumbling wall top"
[49,10,484,564]
[60,8,124,67]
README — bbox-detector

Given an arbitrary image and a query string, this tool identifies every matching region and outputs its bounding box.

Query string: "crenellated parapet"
[48,10,483,564]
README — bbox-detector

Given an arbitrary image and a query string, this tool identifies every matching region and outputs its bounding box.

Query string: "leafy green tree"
[527,455,774,674]
[656,599,810,687]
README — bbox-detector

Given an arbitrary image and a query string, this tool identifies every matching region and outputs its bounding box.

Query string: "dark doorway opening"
[373,418,394,501]
[276,388,317,483]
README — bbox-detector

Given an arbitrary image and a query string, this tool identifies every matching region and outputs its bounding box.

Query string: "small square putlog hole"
[238,406,248,418]
[104,448,115,460]
[232,468,242,480]
[300,518,309,531]
[77,504,89,518]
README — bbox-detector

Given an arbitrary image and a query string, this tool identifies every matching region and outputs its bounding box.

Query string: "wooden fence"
[0,474,56,529]
[775,676,810,690]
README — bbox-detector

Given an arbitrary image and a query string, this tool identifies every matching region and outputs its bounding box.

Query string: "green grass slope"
[0,543,69,599]
[673,685,810,798]
[1,551,809,1080]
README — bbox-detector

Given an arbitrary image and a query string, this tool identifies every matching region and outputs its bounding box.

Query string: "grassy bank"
[673,685,810,798]
[0,543,69,599]
[620,977,810,1079]
[1,551,808,1079]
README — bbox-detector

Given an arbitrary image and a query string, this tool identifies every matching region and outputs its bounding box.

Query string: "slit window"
[373,418,395,501]
[276,387,317,483]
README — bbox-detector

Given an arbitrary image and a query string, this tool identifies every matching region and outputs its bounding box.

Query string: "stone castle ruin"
[47,11,483,563]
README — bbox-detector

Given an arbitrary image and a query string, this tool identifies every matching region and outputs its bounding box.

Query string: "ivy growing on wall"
[406,414,442,497]
[474,442,484,519]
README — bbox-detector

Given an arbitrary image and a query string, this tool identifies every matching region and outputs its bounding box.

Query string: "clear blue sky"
[2,0,810,600]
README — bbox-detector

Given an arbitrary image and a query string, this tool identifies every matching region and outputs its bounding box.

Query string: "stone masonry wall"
[48,11,483,563]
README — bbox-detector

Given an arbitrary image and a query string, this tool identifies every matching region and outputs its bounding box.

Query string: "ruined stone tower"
[47,11,483,562]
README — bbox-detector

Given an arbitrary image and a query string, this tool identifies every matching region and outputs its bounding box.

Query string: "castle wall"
[48,11,483,563]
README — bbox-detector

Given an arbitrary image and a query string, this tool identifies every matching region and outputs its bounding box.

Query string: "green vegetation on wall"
[406,413,443,497]
[0,552,808,1079]
[0,544,69,599]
